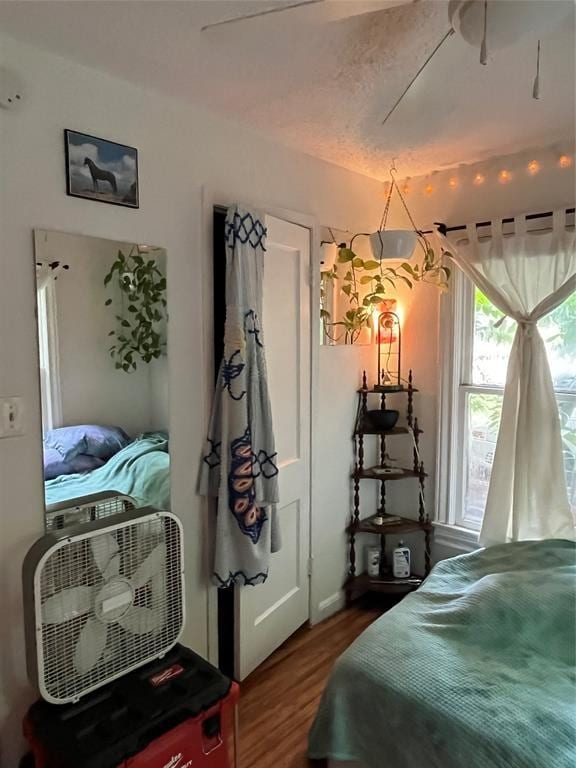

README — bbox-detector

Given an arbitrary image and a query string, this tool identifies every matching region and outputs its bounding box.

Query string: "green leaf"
[342,283,352,296]
[337,248,355,263]
[362,260,380,270]
[121,319,130,328]
[108,330,115,336]
[400,262,417,278]
[104,273,112,286]
[398,275,413,289]
[360,275,373,284]
[105,298,112,306]
[128,305,137,313]
[352,257,364,269]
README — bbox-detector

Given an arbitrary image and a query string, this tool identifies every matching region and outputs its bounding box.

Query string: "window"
[437,266,576,535]
[36,281,62,433]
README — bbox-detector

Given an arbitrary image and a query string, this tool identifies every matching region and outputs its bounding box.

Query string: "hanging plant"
[321,173,451,343]
[104,247,167,372]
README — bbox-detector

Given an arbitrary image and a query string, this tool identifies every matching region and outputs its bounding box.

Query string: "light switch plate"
[0,397,25,438]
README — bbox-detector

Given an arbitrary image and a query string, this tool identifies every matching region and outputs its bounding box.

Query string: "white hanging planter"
[369,229,417,261]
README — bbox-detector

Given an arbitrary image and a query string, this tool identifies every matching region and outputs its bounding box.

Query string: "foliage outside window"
[104,247,167,373]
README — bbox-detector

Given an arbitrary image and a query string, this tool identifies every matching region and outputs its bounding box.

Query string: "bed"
[45,431,170,515]
[309,539,576,768]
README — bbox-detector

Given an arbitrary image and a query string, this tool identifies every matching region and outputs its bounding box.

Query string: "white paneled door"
[234,215,311,680]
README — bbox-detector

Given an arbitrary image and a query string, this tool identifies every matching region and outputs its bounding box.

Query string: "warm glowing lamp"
[559,155,572,168]
[424,184,434,196]
[448,177,458,190]
[498,169,511,183]
[375,310,402,391]
[527,160,540,175]
[473,172,485,186]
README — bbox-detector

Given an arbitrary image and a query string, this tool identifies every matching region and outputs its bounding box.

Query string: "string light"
[396,157,568,196]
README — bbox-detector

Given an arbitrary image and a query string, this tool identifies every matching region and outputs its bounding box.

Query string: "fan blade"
[73,618,107,675]
[103,554,120,581]
[201,0,323,31]
[91,534,119,577]
[42,586,92,624]
[131,544,165,589]
[119,606,164,635]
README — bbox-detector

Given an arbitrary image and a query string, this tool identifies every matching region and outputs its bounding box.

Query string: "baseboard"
[313,590,345,623]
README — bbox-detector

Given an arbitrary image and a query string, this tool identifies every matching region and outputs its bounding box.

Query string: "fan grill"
[45,492,136,531]
[36,512,183,703]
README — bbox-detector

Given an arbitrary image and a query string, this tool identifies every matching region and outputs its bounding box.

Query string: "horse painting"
[83,157,118,194]
[65,130,138,208]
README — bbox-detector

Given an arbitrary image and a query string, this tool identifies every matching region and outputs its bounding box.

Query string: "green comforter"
[45,432,170,511]
[309,540,576,768]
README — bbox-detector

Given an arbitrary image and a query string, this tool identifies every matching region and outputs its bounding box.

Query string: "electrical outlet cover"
[0,397,25,437]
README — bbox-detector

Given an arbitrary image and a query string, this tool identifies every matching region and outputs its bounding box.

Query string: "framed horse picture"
[64,130,139,208]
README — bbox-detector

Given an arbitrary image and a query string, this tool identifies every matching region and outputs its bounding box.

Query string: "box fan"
[23,508,184,704]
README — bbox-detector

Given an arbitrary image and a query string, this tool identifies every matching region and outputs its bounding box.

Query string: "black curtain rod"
[429,207,575,235]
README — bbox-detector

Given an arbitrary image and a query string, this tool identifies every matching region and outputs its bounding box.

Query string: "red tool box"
[21,645,239,768]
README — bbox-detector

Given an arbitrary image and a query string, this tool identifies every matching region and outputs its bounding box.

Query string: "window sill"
[433,522,480,553]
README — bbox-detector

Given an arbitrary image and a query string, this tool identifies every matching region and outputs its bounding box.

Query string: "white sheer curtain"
[437,210,576,545]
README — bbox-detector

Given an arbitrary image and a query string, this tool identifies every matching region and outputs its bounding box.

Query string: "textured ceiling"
[0,0,574,179]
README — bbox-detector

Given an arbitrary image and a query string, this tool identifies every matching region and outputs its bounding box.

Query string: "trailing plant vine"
[104,247,167,372]
[321,173,451,343]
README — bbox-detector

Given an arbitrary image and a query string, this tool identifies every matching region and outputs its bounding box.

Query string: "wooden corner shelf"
[349,512,432,536]
[345,571,424,597]
[353,466,427,481]
[346,368,433,604]
[357,386,419,394]
[354,425,411,436]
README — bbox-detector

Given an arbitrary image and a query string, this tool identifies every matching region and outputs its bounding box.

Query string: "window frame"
[36,280,62,433]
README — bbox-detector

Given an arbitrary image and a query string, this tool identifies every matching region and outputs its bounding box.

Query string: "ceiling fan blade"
[201,0,324,32]
[130,544,165,589]
[91,534,119,577]
[119,606,164,635]
[42,586,93,624]
[73,618,107,675]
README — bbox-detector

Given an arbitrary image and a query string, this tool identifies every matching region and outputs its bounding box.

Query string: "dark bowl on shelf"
[365,409,399,431]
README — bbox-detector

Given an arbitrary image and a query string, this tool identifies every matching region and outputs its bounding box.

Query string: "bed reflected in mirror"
[34,229,169,530]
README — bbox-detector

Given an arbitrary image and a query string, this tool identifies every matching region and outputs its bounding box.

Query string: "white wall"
[0,35,383,763]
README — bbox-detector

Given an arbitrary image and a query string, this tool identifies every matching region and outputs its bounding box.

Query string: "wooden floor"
[238,601,382,768]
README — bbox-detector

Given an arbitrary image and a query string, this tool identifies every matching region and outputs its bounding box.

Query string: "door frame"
[199,187,321,671]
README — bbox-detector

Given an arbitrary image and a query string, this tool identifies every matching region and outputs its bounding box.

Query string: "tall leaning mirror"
[34,230,169,530]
